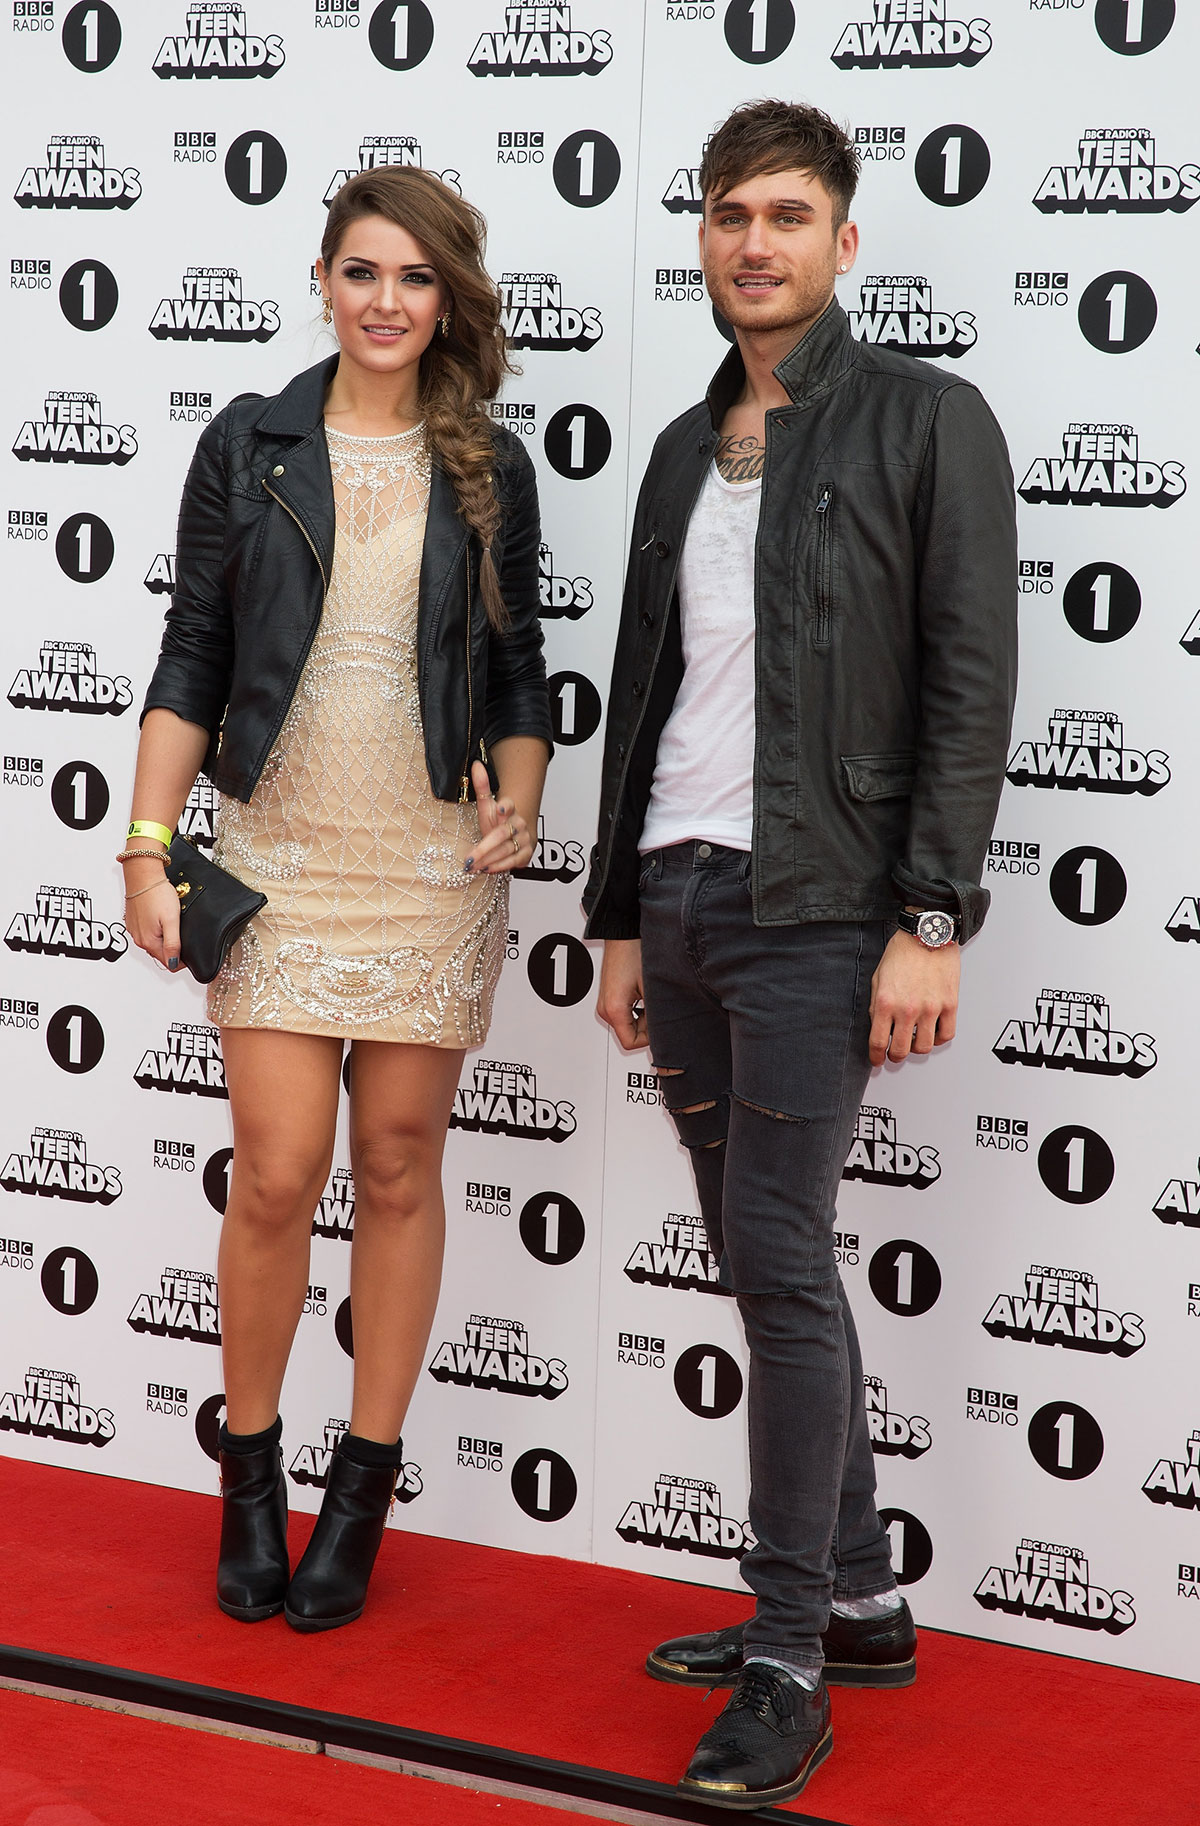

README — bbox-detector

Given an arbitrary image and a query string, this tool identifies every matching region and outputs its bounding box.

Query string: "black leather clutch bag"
[165,834,267,984]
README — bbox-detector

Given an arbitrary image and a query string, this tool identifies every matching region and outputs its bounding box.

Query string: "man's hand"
[597,938,648,1050]
[868,929,960,1066]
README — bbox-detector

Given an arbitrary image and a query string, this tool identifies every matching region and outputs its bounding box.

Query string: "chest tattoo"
[715,434,765,484]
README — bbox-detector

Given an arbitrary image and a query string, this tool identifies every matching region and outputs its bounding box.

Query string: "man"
[582,100,1016,1809]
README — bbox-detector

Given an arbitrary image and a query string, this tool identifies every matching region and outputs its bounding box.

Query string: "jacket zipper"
[814,484,833,647]
[258,477,329,770]
[460,551,474,801]
[589,457,711,917]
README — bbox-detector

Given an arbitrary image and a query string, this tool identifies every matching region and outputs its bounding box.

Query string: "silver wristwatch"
[896,908,959,949]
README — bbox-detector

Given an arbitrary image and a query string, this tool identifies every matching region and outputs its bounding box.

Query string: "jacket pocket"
[840,751,918,802]
[812,483,833,647]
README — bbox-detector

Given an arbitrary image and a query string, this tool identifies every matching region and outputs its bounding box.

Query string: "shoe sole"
[678,1723,833,1810]
[646,1651,916,1690]
[283,1604,364,1633]
[217,1596,285,1623]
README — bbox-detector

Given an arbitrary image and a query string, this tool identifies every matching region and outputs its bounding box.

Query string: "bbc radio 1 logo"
[847,275,976,357]
[0,1367,115,1448]
[3,753,42,790]
[135,1022,228,1098]
[1034,128,1198,213]
[467,4,613,75]
[128,1267,220,1344]
[986,840,1039,878]
[427,1313,568,1398]
[626,1071,662,1108]
[291,1418,422,1499]
[976,1114,1029,1152]
[974,1538,1134,1635]
[967,1386,1017,1427]
[1018,424,1184,507]
[1143,1426,1200,1510]
[864,1374,930,1460]
[499,130,544,167]
[167,393,213,426]
[12,1,57,32]
[314,0,360,29]
[624,1213,721,1294]
[11,260,51,293]
[154,1139,196,1175]
[313,1166,355,1240]
[0,1127,121,1205]
[654,267,703,304]
[854,126,906,163]
[1006,709,1169,795]
[983,1263,1145,1357]
[150,268,279,343]
[843,1105,940,1190]
[7,510,48,546]
[0,997,39,1032]
[324,136,460,207]
[1015,269,1067,308]
[831,4,991,69]
[993,989,1155,1078]
[450,1059,576,1141]
[0,1236,33,1276]
[14,136,141,210]
[490,401,537,439]
[175,132,216,166]
[499,274,601,352]
[5,886,127,962]
[616,1474,754,1559]
[153,3,285,77]
[458,1434,503,1473]
[13,392,137,465]
[147,1383,189,1417]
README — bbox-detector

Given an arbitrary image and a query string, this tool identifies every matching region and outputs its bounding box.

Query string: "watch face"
[917,911,955,948]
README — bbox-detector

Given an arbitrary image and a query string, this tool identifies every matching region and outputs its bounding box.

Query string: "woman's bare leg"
[218,1028,344,1435]
[344,1040,464,1443]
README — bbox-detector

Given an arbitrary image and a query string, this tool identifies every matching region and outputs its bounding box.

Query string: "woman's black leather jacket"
[143,354,552,802]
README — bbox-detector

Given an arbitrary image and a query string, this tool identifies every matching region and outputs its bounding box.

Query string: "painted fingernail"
[167,957,180,972]
[463,857,474,874]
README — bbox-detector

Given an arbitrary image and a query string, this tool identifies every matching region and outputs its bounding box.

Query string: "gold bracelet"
[125,877,169,901]
[117,847,170,864]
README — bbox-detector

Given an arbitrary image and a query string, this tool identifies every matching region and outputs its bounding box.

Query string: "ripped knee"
[732,1090,809,1126]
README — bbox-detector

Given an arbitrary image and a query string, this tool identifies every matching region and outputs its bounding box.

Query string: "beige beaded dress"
[207,424,507,1047]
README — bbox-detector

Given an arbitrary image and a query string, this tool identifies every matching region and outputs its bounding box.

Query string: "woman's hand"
[124,867,184,971]
[464,759,533,875]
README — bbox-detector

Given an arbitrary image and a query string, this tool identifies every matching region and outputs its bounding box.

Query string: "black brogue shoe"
[647,1598,917,1689]
[679,1664,833,1810]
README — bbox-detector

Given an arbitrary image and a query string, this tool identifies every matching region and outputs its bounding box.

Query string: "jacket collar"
[706,297,855,428]
[252,353,341,437]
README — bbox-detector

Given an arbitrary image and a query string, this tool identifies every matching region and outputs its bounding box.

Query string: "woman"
[121,168,551,1632]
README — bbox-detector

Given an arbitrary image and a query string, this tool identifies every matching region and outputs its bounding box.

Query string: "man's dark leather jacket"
[143,354,552,802]
[581,300,1017,944]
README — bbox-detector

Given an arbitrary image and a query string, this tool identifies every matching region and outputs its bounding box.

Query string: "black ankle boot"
[216,1429,289,1622]
[284,1444,397,1632]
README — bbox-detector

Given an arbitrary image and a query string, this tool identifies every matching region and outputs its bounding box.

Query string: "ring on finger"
[509,825,520,854]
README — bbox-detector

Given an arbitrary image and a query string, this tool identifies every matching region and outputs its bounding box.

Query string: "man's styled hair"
[700,100,860,227]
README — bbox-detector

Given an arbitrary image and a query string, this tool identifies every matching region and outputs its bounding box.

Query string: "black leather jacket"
[581,301,1017,943]
[143,355,552,802]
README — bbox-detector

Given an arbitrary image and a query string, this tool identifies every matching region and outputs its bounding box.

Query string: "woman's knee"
[351,1132,436,1218]
[228,1145,331,1232]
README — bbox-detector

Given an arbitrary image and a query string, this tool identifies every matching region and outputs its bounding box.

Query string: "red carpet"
[0,1685,590,1826]
[0,1456,1195,1825]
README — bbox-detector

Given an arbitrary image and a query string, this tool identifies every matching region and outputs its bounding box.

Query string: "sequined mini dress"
[207,425,507,1047]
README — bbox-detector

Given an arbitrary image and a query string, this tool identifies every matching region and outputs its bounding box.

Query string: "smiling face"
[699,167,858,341]
[316,212,448,383]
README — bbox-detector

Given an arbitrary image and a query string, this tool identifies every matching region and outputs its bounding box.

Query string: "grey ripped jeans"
[638,840,896,1668]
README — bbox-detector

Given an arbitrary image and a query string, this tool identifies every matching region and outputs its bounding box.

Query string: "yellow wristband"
[127,821,173,849]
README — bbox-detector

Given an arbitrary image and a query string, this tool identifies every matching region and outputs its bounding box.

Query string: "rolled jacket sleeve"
[895,382,1018,941]
[141,410,235,775]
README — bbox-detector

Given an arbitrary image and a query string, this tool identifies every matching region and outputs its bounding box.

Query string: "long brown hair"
[321,167,514,629]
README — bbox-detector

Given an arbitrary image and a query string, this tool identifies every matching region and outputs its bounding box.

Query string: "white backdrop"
[2,0,1197,1686]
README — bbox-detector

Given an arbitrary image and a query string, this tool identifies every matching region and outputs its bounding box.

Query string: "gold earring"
[322,296,332,324]
[438,313,451,337]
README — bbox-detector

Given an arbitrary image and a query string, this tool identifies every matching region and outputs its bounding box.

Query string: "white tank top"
[638,461,760,855]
